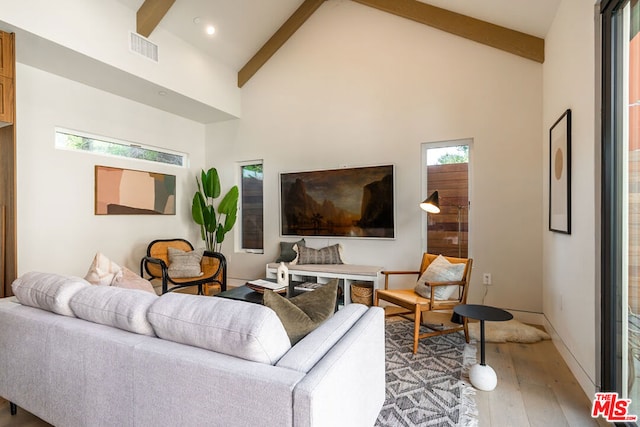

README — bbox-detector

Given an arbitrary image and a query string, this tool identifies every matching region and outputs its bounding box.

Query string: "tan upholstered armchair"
[140,238,227,295]
[375,253,473,354]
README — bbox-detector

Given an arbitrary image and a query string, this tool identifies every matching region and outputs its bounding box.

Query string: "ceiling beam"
[137,0,176,38]
[352,0,544,63]
[238,0,326,88]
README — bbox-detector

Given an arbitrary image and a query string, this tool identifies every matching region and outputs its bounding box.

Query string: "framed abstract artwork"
[549,109,571,234]
[280,165,395,238]
[95,165,176,215]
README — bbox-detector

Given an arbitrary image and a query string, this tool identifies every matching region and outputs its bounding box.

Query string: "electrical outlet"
[483,273,492,285]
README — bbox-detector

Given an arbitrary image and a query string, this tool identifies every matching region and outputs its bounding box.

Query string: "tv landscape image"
[280,165,394,238]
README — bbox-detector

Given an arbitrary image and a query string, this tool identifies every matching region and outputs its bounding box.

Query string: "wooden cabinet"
[0,32,14,79]
[0,75,14,124]
[0,30,15,296]
[0,32,13,125]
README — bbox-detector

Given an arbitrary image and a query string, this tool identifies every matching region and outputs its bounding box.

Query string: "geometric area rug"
[375,318,478,427]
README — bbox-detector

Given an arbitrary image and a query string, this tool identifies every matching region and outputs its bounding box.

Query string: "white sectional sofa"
[0,272,385,427]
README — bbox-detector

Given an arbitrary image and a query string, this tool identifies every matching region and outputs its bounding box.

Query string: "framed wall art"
[549,109,571,234]
[95,165,176,215]
[280,165,395,238]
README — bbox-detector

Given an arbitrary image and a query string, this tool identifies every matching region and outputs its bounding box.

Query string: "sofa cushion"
[147,293,291,364]
[70,285,157,336]
[11,272,89,317]
[263,279,338,345]
[167,247,204,278]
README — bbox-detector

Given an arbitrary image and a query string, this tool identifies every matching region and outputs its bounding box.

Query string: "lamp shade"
[420,191,440,213]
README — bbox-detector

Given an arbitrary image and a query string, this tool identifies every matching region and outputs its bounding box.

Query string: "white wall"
[207,1,544,314]
[0,0,241,118]
[542,0,598,395]
[16,63,205,276]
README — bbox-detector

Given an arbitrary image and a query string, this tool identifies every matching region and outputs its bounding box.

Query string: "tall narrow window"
[240,162,264,251]
[601,0,640,413]
[423,142,470,258]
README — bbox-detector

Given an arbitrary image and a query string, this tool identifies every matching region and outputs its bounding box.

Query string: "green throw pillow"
[275,239,305,263]
[263,279,338,345]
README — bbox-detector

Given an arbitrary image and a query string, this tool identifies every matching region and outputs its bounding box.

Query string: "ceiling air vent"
[129,32,158,62]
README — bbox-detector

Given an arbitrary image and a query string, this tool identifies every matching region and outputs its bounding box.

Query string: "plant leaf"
[203,168,221,199]
[203,205,217,232]
[191,193,206,225]
[223,209,237,232]
[218,186,239,214]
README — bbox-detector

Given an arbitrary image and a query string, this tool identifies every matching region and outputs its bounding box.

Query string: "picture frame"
[95,165,176,215]
[280,165,395,238]
[549,109,571,234]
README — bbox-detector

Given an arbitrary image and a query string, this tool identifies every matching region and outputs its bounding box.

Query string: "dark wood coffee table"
[216,279,304,304]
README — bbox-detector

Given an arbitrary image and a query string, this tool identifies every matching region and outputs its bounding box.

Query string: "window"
[55,128,187,167]
[422,141,471,258]
[240,162,264,252]
[601,0,640,413]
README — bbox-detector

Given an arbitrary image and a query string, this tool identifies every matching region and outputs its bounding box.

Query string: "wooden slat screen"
[426,163,468,258]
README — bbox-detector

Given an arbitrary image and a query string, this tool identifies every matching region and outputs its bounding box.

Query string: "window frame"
[238,160,264,253]
[54,127,188,168]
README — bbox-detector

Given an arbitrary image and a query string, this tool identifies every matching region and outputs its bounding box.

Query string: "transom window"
[55,128,187,167]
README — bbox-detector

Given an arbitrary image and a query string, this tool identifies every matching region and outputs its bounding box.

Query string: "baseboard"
[543,316,597,398]
[508,309,545,325]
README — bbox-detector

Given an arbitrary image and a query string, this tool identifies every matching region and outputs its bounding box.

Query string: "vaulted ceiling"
[120,0,561,87]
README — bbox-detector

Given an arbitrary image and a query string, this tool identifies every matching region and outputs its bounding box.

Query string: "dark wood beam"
[352,0,544,63]
[137,0,176,38]
[238,0,326,88]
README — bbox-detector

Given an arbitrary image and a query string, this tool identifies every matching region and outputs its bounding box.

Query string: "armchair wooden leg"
[413,304,421,354]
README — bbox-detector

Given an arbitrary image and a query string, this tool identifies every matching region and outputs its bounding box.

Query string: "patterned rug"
[375,318,478,427]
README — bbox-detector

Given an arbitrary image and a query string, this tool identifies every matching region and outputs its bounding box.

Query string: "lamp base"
[469,364,497,391]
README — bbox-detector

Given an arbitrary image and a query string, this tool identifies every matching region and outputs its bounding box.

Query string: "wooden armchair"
[140,238,227,295]
[374,253,473,354]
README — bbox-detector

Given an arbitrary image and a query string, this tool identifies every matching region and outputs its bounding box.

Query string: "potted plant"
[191,167,239,253]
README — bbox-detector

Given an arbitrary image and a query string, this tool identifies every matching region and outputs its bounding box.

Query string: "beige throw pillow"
[415,255,465,300]
[112,267,156,294]
[167,247,204,278]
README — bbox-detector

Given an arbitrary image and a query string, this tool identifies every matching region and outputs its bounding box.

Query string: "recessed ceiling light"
[158,90,167,96]
[206,25,215,35]
[193,17,201,24]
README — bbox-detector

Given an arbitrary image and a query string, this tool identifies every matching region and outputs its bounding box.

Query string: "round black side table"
[453,304,513,391]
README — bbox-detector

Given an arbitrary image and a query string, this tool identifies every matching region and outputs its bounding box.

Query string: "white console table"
[265,263,383,305]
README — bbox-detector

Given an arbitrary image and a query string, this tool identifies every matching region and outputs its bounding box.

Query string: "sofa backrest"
[147,292,292,364]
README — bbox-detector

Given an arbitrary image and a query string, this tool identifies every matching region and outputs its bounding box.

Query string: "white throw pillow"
[84,252,123,285]
[12,271,89,317]
[415,255,465,300]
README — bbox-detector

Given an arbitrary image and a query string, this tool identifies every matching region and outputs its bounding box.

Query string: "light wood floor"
[477,339,608,427]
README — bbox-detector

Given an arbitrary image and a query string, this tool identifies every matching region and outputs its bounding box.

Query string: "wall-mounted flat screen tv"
[280,165,395,238]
